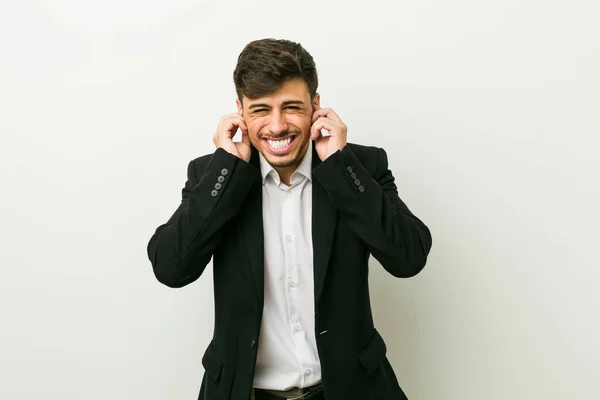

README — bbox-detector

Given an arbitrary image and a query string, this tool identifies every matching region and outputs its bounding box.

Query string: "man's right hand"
[212,113,251,162]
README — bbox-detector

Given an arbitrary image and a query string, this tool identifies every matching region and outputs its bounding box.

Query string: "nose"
[268,110,288,135]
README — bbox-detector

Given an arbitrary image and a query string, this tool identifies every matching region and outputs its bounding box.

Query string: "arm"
[313,145,432,277]
[147,148,258,288]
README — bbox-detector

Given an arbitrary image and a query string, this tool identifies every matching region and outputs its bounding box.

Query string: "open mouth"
[263,135,297,154]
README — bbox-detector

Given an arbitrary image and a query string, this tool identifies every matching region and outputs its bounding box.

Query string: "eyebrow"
[248,100,305,110]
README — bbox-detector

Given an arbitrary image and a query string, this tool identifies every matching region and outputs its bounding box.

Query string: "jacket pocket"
[358,329,387,375]
[202,340,224,382]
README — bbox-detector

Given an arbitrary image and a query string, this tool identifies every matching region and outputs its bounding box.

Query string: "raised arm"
[313,145,432,277]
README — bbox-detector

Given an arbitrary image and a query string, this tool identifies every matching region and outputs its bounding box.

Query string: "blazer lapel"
[311,145,338,306]
[241,146,264,308]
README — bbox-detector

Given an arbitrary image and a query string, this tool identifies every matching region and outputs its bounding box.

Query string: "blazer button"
[354,179,361,186]
[221,168,229,176]
[215,183,222,190]
[211,190,219,197]
[358,185,365,192]
[346,166,353,173]
[350,172,357,179]
[217,176,225,183]
[251,338,256,348]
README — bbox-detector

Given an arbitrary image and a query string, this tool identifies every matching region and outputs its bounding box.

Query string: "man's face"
[237,77,320,170]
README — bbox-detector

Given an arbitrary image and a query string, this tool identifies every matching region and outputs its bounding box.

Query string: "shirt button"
[286,190,292,197]
[304,369,312,376]
[294,324,301,332]
[289,280,296,287]
[285,235,293,242]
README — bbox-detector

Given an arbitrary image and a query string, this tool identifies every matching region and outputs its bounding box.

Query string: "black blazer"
[147,143,432,400]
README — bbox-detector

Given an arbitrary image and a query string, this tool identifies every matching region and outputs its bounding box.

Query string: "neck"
[273,143,309,186]
[274,165,297,187]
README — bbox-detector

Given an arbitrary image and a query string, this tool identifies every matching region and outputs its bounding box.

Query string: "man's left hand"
[311,105,347,161]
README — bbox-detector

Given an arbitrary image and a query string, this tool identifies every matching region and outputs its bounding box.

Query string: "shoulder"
[346,142,388,175]
[189,153,213,168]
[186,148,250,182]
[347,142,382,158]
[184,152,214,182]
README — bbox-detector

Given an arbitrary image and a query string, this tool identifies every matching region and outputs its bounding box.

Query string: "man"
[147,38,432,400]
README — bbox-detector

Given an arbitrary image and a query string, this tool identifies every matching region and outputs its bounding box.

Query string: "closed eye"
[252,106,300,113]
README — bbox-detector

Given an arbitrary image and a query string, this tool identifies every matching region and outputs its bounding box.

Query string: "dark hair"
[233,38,318,103]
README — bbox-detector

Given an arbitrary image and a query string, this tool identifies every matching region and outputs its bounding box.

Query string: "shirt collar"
[259,140,313,186]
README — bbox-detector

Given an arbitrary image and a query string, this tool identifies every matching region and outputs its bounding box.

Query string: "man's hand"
[213,113,251,162]
[310,105,348,161]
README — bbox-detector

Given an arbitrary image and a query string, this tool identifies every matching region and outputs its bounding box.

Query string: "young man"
[147,38,432,400]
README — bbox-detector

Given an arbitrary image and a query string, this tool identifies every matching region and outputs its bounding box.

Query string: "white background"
[1,0,599,399]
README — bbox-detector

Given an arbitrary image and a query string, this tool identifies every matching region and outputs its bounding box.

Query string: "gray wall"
[1,0,598,398]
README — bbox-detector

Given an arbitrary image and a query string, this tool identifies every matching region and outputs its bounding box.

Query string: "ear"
[312,93,321,110]
[236,98,243,115]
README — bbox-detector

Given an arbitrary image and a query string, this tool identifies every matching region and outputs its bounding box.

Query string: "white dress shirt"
[252,142,322,390]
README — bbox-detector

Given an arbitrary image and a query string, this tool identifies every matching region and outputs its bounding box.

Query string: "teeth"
[267,137,292,149]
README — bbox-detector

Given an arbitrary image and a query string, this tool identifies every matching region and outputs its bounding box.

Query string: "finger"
[311,126,323,141]
[311,117,326,139]
[224,120,239,138]
[311,117,335,140]
[312,108,342,124]
[238,118,248,133]
[233,114,247,128]
[312,108,331,123]
[227,116,248,136]
[240,128,251,146]
[311,108,321,123]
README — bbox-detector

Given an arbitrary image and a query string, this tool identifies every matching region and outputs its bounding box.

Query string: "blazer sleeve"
[312,145,432,277]
[147,148,258,288]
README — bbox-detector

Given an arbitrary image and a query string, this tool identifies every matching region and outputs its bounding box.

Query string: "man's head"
[233,39,320,174]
